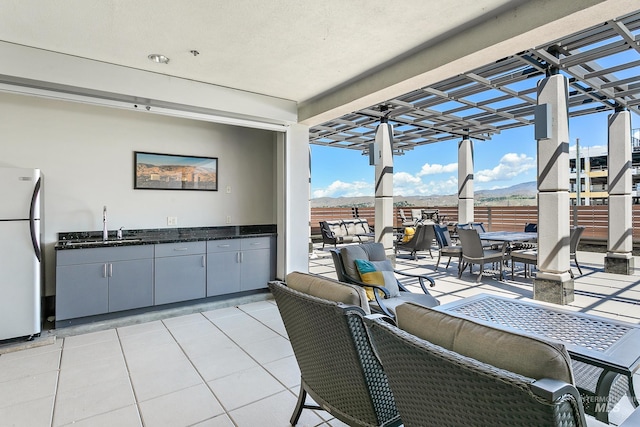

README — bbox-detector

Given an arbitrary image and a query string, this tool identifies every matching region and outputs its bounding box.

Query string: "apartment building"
[569,128,640,205]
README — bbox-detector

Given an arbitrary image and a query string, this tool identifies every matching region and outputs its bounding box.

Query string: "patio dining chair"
[510,249,537,279]
[331,242,439,318]
[457,228,510,282]
[433,224,461,271]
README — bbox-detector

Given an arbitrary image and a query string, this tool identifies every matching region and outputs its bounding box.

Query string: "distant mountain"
[311,181,537,208]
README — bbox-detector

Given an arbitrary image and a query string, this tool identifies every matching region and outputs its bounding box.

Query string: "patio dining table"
[436,293,640,423]
[478,231,537,246]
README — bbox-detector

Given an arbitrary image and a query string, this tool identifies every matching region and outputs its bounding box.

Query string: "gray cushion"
[285,271,370,314]
[395,302,574,384]
[339,243,388,280]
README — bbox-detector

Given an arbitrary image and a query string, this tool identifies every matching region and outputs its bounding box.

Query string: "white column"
[605,110,634,274]
[533,73,573,304]
[458,137,474,224]
[374,123,395,252]
[277,123,310,277]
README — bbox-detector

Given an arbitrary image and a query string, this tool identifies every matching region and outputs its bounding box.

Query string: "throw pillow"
[354,259,400,300]
[402,227,415,242]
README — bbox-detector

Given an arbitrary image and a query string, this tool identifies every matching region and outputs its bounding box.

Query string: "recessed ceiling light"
[148,54,170,64]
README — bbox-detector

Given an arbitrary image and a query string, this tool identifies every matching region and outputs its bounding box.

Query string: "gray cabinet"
[55,234,275,321]
[154,242,206,305]
[56,245,154,320]
[206,237,275,296]
[207,240,241,296]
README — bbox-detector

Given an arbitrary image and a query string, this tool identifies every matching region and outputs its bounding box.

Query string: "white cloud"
[417,162,457,176]
[312,152,534,198]
[394,172,458,196]
[475,153,535,183]
[312,180,373,198]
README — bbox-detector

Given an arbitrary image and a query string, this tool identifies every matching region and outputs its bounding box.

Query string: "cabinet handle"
[201,255,205,267]
[174,247,189,251]
[250,242,262,246]
[109,263,113,277]
[240,252,244,263]
[103,264,107,278]
[236,252,240,263]
[218,244,231,248]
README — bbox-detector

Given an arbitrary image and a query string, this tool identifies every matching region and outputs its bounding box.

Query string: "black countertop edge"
[56,225,277,250]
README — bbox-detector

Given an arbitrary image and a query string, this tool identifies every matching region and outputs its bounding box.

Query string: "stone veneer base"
[604,254,635,275]
[533,276,575,305]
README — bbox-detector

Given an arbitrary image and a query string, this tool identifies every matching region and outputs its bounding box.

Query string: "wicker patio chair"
[364,304,640,427]
[268,274,402,427]
[330,242,438,318]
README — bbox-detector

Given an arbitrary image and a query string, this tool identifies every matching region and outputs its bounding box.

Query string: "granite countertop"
[55,225,277,250]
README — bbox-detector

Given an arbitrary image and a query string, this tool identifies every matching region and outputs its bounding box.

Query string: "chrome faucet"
[103,205,108,241]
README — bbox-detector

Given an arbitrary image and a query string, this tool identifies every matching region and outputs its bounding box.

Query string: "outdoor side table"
[435,293,640,423]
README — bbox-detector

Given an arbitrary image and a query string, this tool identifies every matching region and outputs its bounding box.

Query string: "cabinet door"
[240,248,273,291]
[207,251,241,296]
[155,254,206,305]
[56,263,109,320]
[109,258,154,312]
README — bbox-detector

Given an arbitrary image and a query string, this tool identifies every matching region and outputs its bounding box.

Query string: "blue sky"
[310,111,639,198]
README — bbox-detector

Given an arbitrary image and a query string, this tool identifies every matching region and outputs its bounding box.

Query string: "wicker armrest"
[393,269,436,291]
[530,378,583,403]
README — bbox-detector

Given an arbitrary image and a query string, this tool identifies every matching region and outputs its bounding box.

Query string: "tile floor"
[1,245,639,426]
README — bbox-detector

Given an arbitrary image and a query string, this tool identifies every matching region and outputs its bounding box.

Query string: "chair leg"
[290,383,307,425]
[291,380,322,426]
[575,257,583,275]
[477,263,483,282]
[458,261,467,278]
[445,257,451,269]
[435,254,441,271]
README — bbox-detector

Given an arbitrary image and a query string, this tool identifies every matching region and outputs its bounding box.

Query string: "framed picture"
[134,151,218,191]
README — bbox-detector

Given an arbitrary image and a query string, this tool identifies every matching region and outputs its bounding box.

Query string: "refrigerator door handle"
[29,177,42,263]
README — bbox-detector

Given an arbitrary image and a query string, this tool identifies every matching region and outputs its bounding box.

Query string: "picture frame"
[134,151,218,191]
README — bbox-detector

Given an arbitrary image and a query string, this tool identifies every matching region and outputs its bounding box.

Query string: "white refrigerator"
[0,167,42,341]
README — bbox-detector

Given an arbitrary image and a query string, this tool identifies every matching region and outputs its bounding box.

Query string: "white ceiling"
[0,1,638,126]
[0,1,537,102]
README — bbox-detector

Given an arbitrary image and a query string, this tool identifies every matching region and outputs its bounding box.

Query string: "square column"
[605,110,634,274]
[458,138,474,224]
[533,74,574,304]
[374,123,395,252]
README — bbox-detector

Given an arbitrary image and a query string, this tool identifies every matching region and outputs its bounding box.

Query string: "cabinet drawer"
[241,237,272,250]
[207,239,241,253]
[155,241,206,257]
[57,245,154,265]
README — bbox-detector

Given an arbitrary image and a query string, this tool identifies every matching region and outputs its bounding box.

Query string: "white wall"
[0,92,277,295]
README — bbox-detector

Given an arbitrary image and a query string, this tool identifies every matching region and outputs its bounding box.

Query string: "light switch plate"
[226,215,231,224]
[167,216,178,226]
[226,185,231,194]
